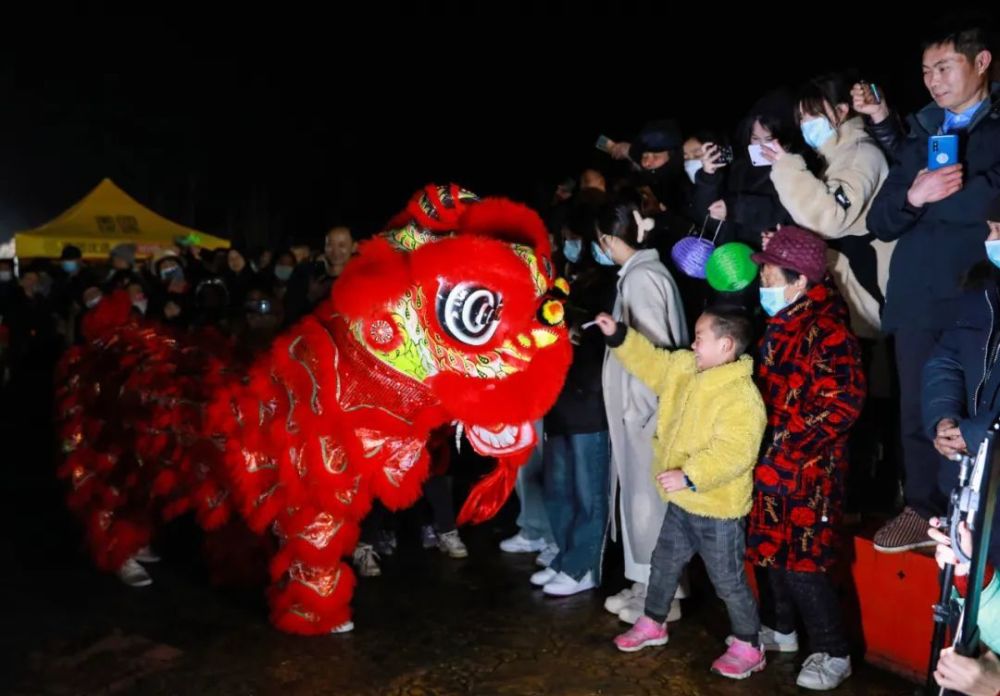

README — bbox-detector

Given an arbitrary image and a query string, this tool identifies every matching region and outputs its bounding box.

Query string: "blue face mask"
[61,260,79,274]
[801,117,837,150]
[986,240,1000,269]
[563,238,582,263]
[760,285,793,317]
[274,265,294,282]
[591,241,615,266]
[161,266,183,282]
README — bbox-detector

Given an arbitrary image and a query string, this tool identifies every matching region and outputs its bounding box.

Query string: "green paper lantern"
[705,242,758,292]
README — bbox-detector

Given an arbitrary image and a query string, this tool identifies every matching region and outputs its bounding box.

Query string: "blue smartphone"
[928,134,959,170]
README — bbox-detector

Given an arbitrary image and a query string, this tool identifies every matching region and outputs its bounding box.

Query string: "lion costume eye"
[436,282,503,346]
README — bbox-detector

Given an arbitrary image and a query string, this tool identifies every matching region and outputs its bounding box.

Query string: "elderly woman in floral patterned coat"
[746,225,865,692]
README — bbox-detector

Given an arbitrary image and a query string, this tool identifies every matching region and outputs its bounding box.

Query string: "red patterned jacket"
[747,280,865,572]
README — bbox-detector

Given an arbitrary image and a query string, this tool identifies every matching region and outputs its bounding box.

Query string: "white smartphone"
[748,143,774,167]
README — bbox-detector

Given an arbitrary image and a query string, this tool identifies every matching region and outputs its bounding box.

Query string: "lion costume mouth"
[463,422,535,457]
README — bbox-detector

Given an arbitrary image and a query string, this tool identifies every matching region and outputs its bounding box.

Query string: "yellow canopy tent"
[13,178,229,259]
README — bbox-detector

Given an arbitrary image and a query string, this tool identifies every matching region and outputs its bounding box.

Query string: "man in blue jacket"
[869,23,1000,552]
[923,196,1000,468]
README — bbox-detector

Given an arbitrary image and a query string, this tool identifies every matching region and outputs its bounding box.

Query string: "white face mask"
[684,159,703,183]
[85,295,102,309]
[133,299,148,316]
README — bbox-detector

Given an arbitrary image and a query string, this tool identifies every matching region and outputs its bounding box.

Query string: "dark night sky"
[0,7,992,251]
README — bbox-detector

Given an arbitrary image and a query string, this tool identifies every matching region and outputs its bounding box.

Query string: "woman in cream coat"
[595,199,689,624]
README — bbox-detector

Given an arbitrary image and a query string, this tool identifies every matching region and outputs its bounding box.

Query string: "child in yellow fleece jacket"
[595,306,768,680]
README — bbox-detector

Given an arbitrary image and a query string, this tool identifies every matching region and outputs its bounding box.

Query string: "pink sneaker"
[613,615,668,652]
[711,638,766,679]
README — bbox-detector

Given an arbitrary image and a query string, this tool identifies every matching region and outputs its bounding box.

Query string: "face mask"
[160,266,183,282]
[563,239,582,263]
[85,295,102,309]
[760,285,794,317]
[801,117,837,150]
[986,240,1000,269]
[0,271,11,283]
[133,299,148,315]
[592,241,615,267]
[684,159,703,184]
[274,265,294,282]
[61,260,79,274]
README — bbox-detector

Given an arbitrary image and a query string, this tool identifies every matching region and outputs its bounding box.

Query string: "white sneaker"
[530,567,558,587]
[438,530,469,559]
[134,546,161,563]
[796,653,852,691]
[618,597,644,625]
[330,621,354,634]
[352,543,381,577]
[535,543,559,568]
[543,571,596,597]
[727,626,798,652]
[666,598,682,623]
[118,558,153,587]
[762,626,799,652]
[620,597,679,624]
[499,533,547,553]
[604,582,640,614]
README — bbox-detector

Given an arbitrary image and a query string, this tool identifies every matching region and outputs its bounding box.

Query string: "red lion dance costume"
[56,185,572,635]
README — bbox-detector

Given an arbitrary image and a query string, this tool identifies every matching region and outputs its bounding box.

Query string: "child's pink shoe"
[711,638,766,679]
[613,615,668,652]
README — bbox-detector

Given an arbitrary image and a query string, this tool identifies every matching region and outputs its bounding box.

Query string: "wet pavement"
[0,383,917,696]
[3,489,917,696]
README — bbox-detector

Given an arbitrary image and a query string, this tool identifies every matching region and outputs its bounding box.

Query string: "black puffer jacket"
[544,267,617,435]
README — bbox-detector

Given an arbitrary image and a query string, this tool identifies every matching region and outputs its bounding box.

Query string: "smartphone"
[715,145,734,165]
[595,135,614,153]
[928,134,959,170]
[748,143,773,167]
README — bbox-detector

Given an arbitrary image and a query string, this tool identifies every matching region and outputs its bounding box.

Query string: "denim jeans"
[514,420,554,543]
[542,431,610,581]
[645,504,760,642]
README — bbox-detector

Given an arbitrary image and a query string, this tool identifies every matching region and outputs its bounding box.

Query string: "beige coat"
[770,116,894,338]
[602,249,688,570]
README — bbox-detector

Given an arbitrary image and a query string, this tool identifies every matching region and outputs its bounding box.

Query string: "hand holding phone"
[851,81,890,122]
[907,162,964,207]
[748,143,773,167]
[928,134,959,170]
[701,143,731,174]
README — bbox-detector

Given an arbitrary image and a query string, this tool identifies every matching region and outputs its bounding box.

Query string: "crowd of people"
[495,22,1000,693]
[4,20,1000,695]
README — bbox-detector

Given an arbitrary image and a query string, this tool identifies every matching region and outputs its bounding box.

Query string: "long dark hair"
[595,192,644,250]
[739,88,800,150]
[795,72,858,126]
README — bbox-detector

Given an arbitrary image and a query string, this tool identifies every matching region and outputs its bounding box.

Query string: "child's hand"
[656,470,688,493]
[593,313,617,336]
